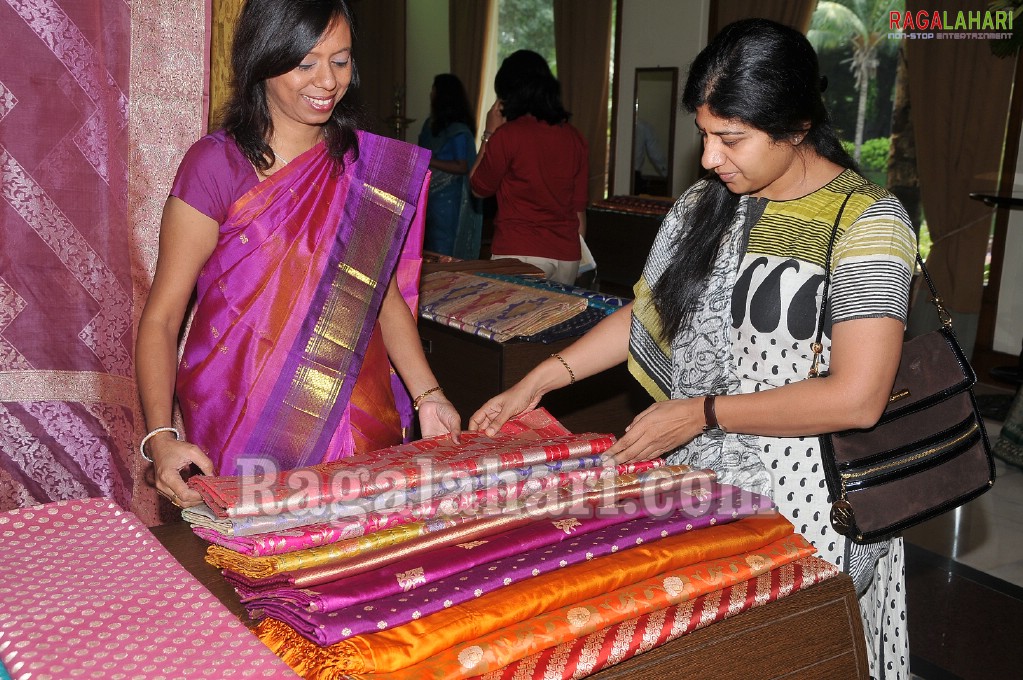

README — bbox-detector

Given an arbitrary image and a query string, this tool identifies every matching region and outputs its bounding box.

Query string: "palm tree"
[808,0,903,162]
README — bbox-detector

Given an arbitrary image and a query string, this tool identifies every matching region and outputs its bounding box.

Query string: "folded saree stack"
[180,409,837,678]
[418,271,593,341]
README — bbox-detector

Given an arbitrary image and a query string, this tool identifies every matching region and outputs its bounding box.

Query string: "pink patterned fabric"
[191,456,663,550]
[0,0,207,525]
[187,409,592,518]
[0,498,297,678]
[221,466,716,593]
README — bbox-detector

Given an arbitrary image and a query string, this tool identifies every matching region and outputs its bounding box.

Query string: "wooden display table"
[418,317,653,436]
[150,520,869,678]
[586,196,672,298]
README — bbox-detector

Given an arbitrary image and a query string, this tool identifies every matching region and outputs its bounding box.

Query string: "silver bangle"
[139,427,180,463]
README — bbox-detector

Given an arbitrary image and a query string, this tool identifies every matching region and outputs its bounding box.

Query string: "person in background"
[470,50,588,285]
[136,0,460,509]
[471,19,913,678]
[417,73,482,259]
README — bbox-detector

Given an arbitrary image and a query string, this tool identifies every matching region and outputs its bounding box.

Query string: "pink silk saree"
[0,499,296,678]
[186,409,582,518]
[176,131,430,474]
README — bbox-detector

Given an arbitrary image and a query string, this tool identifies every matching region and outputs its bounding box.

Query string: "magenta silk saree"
[177,132,430,474]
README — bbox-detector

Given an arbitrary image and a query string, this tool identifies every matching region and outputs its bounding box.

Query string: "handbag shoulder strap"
[808,186,862,377]
[810,185,952,377]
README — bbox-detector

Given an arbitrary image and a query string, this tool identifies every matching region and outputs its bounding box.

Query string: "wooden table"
[585,198,671,298]
[419,318,653,436]
[149,521,869,679]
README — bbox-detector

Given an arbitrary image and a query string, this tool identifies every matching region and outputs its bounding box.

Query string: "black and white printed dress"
[650,169,916,679]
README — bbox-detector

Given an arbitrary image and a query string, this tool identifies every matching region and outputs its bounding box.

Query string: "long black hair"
[652,18,857,341]
[220,0,363,173]
[494,50,570,125]
[429,73,476,137]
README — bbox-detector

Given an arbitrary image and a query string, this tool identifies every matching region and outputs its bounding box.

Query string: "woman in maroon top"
[469,50,588,285]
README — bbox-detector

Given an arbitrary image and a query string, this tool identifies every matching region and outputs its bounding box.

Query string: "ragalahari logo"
[888,9,1014,40]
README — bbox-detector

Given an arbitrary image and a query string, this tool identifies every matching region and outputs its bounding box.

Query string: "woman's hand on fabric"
[602,399,703,465]
[150,436,214,509]
[418,397,462,443]
[469,382,543,436]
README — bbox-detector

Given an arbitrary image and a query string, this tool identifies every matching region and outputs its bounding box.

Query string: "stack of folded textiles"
[473,273,631,343]
[183,409,837,679]
[418,271,591,342]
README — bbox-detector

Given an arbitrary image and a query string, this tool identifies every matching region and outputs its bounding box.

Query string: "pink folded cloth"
[189,409,614,519]
[0,498,297,679]
[192,456,663,552]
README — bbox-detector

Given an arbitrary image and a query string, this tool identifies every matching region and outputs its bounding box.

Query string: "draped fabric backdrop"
[553,0,613,202]
[707,0,816,36]
[0,0,208,525]
[449,0,495,124]
[904,0,1016,354]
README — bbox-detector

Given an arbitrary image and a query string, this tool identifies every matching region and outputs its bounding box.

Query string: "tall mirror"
[631,67,678,197]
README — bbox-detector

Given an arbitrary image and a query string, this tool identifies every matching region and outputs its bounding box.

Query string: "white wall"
[613,0,710,196]
[404,0,449,143]
[997,167,1023,356]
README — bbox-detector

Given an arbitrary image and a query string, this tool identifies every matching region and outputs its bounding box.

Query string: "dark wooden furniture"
[150,520,869,678]
[591,569,868,679]
[418,317,653,436]
[906,543,1023,680]
[585,196,673,298]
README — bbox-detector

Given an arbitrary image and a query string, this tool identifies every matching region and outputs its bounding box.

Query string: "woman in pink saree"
[136,0,460,508]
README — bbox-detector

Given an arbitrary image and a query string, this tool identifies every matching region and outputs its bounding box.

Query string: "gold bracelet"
[413,386,443,410]
[550,353,576,384]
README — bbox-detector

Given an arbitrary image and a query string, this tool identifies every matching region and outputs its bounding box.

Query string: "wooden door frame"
[973,54,1023,384]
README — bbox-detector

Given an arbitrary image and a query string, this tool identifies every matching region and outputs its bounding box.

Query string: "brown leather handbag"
[811,192,995,544]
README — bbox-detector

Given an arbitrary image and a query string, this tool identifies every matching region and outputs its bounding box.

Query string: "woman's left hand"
[418,397,462,443]
[602,398,704,465]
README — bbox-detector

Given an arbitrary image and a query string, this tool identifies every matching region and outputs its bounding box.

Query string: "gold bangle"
[413,386,443,410]
[550,353,576,384]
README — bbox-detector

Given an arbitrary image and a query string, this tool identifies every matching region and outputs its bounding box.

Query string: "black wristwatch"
[703,395,726,439]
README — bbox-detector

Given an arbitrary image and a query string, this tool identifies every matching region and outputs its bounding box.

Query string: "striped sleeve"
[830,195,917,323]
